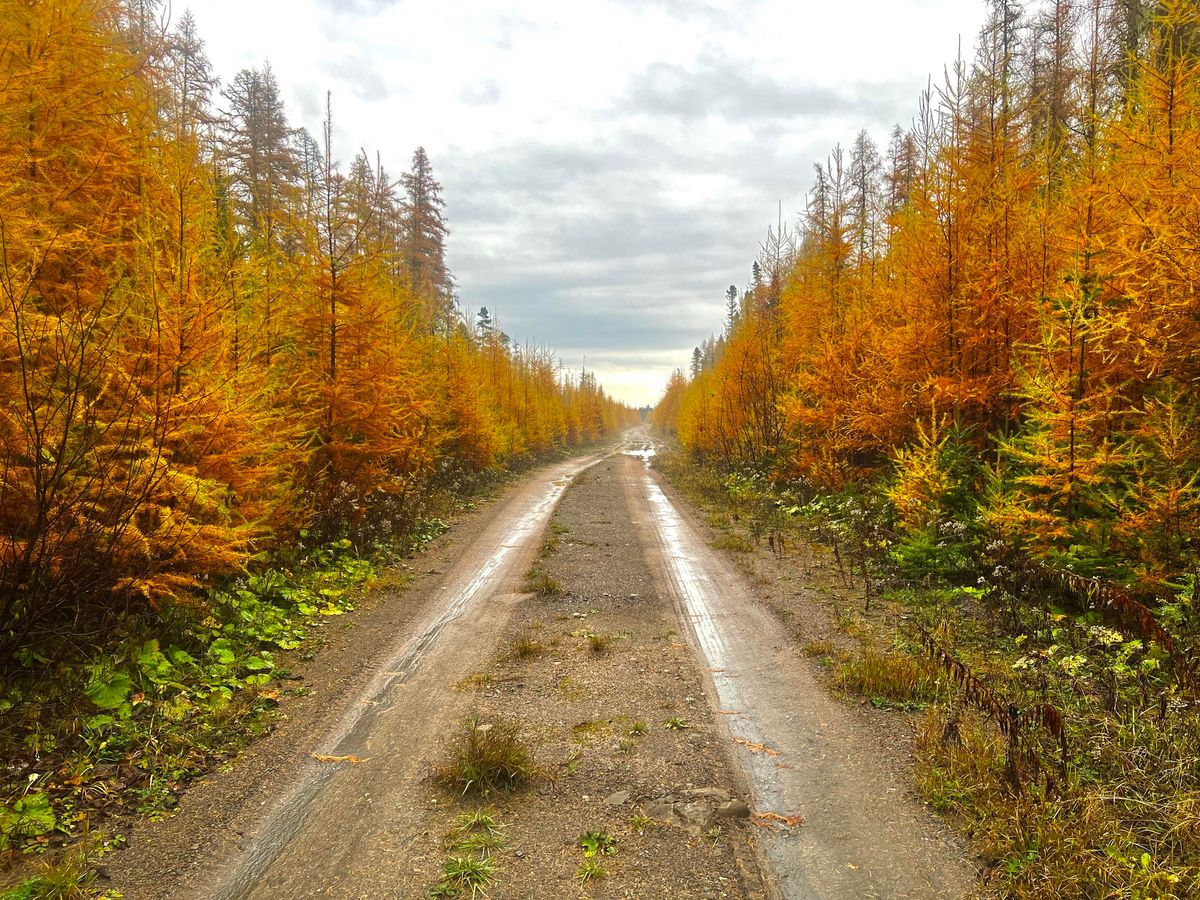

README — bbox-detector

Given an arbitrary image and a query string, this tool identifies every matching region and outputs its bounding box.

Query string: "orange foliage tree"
[0,0,636,661]
[657,0,1200,589]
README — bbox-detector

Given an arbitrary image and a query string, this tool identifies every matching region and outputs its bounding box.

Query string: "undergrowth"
[0,515,452,891]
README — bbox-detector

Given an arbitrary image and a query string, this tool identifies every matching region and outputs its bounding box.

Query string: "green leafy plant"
[575,859,606,882]
[577,829,617,857]
[0,790,57,850]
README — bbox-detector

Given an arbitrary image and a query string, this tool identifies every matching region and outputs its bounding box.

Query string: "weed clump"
[429,811,508,898]
[586,632,611,654]
[575,859,606,882]
[711,532,754,553]
[435,717,536,796]
[507,633,546,660]
[429,855,497,898]
[803,639,836,658]
[836,646,936,705]
[522,565,561,596]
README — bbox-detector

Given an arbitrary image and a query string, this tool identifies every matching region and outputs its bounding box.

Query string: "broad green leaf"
[85,672,132,710]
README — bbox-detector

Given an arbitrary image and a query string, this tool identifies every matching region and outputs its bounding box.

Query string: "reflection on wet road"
[627,437,970,899]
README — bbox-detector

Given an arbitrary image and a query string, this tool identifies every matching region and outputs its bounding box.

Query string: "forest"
[0,1,634,880]
[0,0,635,663]
[654,0,1200,894]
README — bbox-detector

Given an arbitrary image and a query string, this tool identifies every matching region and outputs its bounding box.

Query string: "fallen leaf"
[734,737,780,756]
[313,754,369,764]
[751,811,806,828]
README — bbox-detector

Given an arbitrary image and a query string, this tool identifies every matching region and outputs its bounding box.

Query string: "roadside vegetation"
[657,449,1198,896]
[651,4,1200,894]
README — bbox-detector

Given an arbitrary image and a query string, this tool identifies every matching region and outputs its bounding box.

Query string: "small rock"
[604,789,631,806]
[678,801,714,828]
[644,799,677,823]
[716,800,751,818]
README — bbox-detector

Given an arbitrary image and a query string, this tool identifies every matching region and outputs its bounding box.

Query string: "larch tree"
[401,146,450,334]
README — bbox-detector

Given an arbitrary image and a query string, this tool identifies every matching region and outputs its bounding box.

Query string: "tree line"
[654,0,1200,593]
[0,1,636,662]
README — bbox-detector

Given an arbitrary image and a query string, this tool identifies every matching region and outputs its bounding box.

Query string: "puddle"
[622,442,656,463]
[639,473,787,813]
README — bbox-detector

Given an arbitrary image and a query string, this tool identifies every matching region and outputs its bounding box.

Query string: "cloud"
[621,52,913,124]
[460,79,502,106]
[610,0,761,30]
[313,0,399,14]
[436,123,821,402]
[320,56,390,102]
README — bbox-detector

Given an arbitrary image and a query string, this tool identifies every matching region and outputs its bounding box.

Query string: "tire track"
[623,439,972,900]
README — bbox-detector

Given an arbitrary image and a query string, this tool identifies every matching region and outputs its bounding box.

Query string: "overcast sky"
[187,0,988,407]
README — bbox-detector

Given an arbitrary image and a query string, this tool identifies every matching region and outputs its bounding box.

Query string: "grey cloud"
[441,128,806,222]
[293,83,324,123]
[436,125,825,393]
[430,54,914,402]
[621,52,913,124]
[321,56,390,102]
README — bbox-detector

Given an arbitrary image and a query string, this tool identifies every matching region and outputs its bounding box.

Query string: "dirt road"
[623,436,972,898]
[108,432,973,898]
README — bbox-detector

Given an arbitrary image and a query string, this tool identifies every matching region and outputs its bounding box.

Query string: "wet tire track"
[622,439,973,899]
[204,452,608,899]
